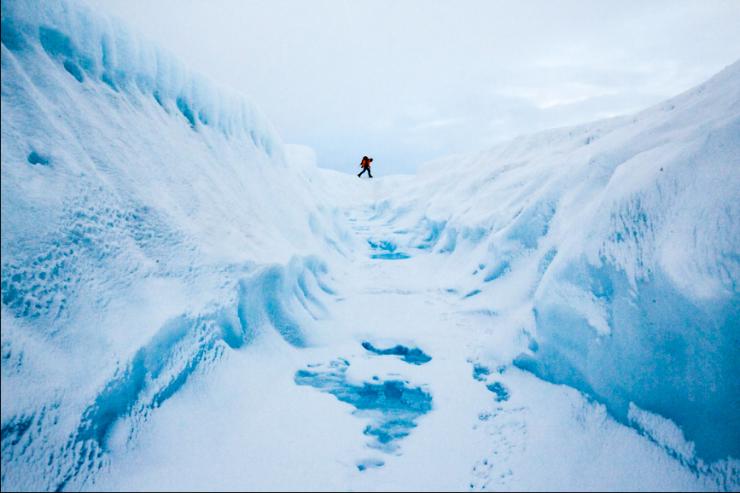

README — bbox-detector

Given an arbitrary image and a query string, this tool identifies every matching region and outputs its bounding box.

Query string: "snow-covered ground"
[90,214,723,491]
[1,0,738,491]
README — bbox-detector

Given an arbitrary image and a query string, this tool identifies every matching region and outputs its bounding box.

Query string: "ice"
[367,59,740,465]
[1,0,344,488]
[361,341,432,365]
[2,0,738,490]
[628,403,696,463]
[484,382,510,402]
[294,358,433,454]
[1,0,280,153]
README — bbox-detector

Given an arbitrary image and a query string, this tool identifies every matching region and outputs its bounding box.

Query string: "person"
[357,156,373,178]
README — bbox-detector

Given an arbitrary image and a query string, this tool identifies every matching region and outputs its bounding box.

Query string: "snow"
[2,0,738,491]
[628,402,696,463]
[365,60,740,465]
[1,0,280,152]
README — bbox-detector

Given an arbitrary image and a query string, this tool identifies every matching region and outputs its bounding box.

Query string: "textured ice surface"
[368,238,410,260]
[472,364,491,382]
[485,382,510,402]
[356,458,385,472]
[295,358,432,455]
[371,252,411,260]
[0,0,343,488]
[2,0,739,488]
[1,0,280,153]
[361,341,432,365]
[365,59,740,465]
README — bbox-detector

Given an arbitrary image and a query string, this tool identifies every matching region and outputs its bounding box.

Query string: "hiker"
[357,156,373,178]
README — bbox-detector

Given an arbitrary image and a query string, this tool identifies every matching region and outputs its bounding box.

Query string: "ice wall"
[523,64,740,464]
[1,0,279,153]
[0,0,345,489]
[372,61,740,465]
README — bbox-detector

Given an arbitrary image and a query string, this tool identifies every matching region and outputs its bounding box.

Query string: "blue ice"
[295,359,432,455]
[361,341,432,365]
[371,252,411,260]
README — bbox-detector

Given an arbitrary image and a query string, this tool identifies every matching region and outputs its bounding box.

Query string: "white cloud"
[87,0,740,174]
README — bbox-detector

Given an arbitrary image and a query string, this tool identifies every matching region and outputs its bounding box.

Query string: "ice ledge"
[1,0,282,156]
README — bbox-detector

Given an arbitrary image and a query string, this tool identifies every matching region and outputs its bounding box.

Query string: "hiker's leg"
[368,169,373,178]
[358,168,366,177]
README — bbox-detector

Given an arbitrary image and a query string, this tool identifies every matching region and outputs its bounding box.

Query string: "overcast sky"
[89,0,740,174]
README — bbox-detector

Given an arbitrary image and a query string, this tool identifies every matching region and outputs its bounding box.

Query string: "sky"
[88,0,740,174]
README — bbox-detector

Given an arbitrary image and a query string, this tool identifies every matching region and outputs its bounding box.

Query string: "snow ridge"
[1,0,280,154]
[365,60,740,464]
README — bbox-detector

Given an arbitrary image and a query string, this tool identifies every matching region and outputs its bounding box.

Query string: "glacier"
[367,61,740,466]
[1,0,738,491]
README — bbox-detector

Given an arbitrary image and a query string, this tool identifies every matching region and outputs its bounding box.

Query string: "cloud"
[412,117,467,131]
[87,0,740,174]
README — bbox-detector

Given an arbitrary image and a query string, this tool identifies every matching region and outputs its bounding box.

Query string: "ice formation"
[2,0,738,490]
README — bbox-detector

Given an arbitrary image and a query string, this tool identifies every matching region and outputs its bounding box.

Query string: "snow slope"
[2,0,738,490]
[366,60,740,467]
[1,0,348,489]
